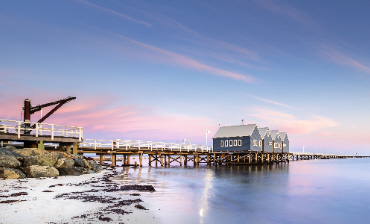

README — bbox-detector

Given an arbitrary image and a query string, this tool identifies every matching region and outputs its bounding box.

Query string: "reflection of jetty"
[1,119,369,167]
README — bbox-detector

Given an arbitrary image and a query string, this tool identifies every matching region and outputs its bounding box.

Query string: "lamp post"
[206,130,210,146]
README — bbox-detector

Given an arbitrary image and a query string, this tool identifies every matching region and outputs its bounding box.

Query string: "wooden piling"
[180,155,183,166]
[100,154,104,165]
[184,155,187,166]
[139,153,143,167]
[72,142,78,154]
[167,155,171,167]
[149,154,152,166]
[112,154,116,167]
[160,154,164,166]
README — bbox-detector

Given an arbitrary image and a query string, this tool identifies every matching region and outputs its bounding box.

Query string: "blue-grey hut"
[258,127,273,152]
[280,132,289,153]
[213,124,261,152]
[270,130,282,153]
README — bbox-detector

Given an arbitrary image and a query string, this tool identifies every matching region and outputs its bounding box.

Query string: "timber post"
[100,154,103,165]
[160,154,164,166]
[139,153,143,167]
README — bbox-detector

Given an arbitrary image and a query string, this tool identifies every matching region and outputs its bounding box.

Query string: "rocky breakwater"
[0,147,101,179]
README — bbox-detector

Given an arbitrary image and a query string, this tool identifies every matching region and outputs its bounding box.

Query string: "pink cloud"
[109,32,255,83]
[250,95,296,109]
[320,45,370,74]
[0,93,215,144]
[76,0,152,27]
[133,10,260,61]
[248,108,338,135]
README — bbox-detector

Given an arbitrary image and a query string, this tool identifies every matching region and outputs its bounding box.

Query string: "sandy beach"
[0,167,160,224]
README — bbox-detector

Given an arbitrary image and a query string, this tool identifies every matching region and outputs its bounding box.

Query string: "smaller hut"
[258,127,273,152]
[270,130,282,153]
[280,132,289,153]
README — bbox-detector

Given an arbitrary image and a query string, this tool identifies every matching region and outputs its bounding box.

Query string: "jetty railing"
[0,119,83,141]
[81,139,213,153]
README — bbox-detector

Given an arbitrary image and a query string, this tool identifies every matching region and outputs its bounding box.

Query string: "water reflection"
[112,159,370,224]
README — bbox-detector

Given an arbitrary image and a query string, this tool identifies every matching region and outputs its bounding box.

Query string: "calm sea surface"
[114,158,370,224]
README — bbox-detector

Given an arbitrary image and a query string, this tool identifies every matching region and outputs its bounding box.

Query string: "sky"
[1,0,370,154]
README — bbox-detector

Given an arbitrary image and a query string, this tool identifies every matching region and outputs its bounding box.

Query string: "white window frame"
[225,140,228,147]
[221,140,224,147]
[283,144,286,147]
[229,140,233,147]
[238,140,242,146]
[274,143,280,148]
[268,142,272,146]
[234,140,238,146]
[253,140,258,146]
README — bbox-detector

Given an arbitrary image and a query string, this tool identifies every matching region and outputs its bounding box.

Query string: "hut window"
[229,140,233,146]
[234,140,238,146]
[259,140,262,147]
[225,140,228,147]
[253,140,258,146]
[238,140,242,146]
[274,143,280,148]
[268,142,272,146]
[283,144,286,147]
[221,140,224,147]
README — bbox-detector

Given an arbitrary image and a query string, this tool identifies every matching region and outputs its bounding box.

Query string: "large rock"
[23,153,59,167]
[13,148,45,157]
[58,167,88,176]
[54,158,75,169]
[0,147,24,158]
[22,165,59,178]
[74,158,85,167]
[0,155,21,168]
[87,160,98,170]
[0,167,26,179]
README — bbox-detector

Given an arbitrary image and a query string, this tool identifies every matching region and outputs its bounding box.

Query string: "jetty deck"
[1,119,368,167]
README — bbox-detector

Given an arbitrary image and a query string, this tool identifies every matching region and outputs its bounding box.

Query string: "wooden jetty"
[0,119,82,153]
[1,119,369,168]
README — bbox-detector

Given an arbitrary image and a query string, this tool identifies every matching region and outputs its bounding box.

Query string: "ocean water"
[114,158,370,224]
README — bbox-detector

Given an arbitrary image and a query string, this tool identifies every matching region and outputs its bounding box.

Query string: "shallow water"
[114,158,370,224]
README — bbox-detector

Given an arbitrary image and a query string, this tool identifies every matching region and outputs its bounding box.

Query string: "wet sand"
[0,167,160,223]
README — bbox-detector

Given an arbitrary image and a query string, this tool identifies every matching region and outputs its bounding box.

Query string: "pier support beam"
[167,155,171,167]
[38,141,44,150]
[160,154,164,166]
[100,154,104,165]
[111,154,116,167]
[149,155,152,166]
[72,143,78,154]
[139,153,143,167]
[66,145,71,154]
[184,155,187,166]
[180,155,183,166]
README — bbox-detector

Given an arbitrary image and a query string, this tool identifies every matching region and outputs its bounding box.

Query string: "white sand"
[0,168,160,224]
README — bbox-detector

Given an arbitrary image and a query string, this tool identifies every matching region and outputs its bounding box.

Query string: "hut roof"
[280,132,287,139]
[213,124,257,138]
[258,127,269,138]
[270,130,280,140]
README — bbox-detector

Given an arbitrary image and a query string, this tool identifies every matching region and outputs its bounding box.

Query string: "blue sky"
[1,0,370,154]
